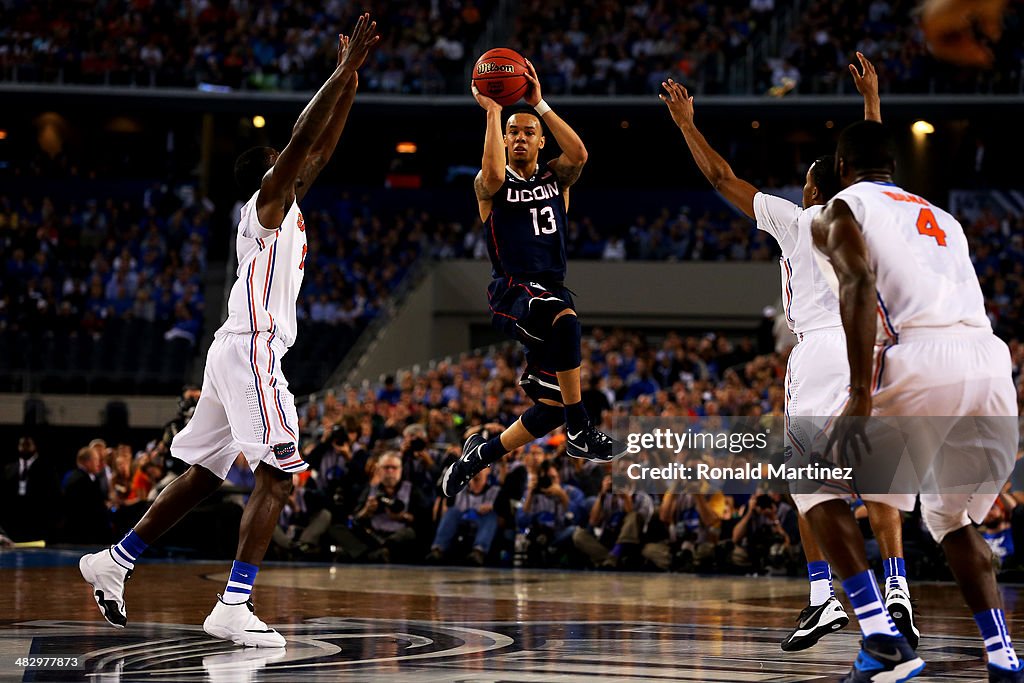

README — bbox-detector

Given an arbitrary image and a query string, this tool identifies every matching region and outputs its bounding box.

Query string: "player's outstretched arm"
[523,60,588,188]
[811,200,876,410]
[257,13,378,227]
[660,79,758,220]
[294,68,361,203]
[849,52,881,123]
[474,84,505,202]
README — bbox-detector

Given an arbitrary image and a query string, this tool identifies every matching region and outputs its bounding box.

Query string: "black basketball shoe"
[566,423,626,462]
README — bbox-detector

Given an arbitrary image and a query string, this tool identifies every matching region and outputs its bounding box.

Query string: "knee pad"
[520,403,565,438]
[922,506,971,543]
[548,314,582,372]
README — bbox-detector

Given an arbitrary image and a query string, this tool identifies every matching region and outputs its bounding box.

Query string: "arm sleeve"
[752,192,802,243]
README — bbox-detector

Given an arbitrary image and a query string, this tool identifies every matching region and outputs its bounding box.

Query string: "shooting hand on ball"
[472,84,502,113]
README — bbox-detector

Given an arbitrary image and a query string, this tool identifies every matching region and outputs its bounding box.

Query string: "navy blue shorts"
[487,276,575,404]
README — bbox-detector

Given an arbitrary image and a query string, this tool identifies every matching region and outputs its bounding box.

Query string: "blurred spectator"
[400,424,440,500]
[731,493,794,573]
[658,490,731,571]
[981,491,1018,569]
[427,468,499,566]
[0,436,60,542]
[62,446,110,544]
[108,449,133,508]
[517,458,580,566]
[0,1,494,95]
[573,474,665,569]
[126,455,163,505]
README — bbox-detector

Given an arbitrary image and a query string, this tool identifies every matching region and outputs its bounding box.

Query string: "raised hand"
[659,79,695,128]
[523,58,543,106]
[337,12,380,74]
[849,51,878,98]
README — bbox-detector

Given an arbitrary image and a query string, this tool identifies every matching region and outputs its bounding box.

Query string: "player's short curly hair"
[234,146,276,196]
[810,154,840,200]
[836,120,896,175]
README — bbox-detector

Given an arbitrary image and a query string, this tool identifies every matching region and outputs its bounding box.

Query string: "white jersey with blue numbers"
[218,190,308,349]
[753,193,841,336]
[828,181,990,341]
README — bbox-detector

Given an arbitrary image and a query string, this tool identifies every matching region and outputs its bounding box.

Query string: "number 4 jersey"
[485,164,568,282]
[828,180,990,340]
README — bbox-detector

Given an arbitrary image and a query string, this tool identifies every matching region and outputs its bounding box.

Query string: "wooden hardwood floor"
[0,549,1014,681]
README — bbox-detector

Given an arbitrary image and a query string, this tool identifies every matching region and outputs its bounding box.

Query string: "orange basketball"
[472,48,529,106]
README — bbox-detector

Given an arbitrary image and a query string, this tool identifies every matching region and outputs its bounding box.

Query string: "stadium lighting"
[912,120,935,136]
[252,115,266,129]
[396,142,417,154]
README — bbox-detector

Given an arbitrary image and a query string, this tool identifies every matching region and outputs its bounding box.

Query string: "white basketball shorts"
[793,326,1018,521]
[171,332,308,479]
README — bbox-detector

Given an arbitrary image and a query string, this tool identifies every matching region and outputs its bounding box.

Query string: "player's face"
[504,114,544,163]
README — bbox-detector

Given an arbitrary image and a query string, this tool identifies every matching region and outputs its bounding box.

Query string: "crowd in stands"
[963,207,1024,343]
[0,186,211,392]
[9,325,1021,581]
[0,0,493,94]
[770,0,1024,94]
[4,0,1020,96]
[512,0,764,95]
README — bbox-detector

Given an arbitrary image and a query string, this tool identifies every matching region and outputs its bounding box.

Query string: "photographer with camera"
[400,424,440,500]
[304,418,369,518]
[731,492,794,574]
[426,468,499,566]
[329,452,429,563]
[572,473,661,569]
[160,385,201,476]
[517,458,580,566]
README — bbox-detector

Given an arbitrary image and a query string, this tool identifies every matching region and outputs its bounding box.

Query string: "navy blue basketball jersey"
[485,164,567,281]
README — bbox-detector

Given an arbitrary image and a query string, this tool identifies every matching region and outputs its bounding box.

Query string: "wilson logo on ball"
[477,62,515,75]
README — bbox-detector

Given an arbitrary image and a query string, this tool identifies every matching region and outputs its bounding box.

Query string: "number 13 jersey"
[486,164,567,282]
[829,181,989,340]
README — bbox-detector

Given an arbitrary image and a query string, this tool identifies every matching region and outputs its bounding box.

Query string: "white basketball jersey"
[218,190,308,348]
[830,181,989,340]
[753,193,841,335]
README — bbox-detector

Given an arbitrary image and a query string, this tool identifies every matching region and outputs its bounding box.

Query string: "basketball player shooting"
[78,13,379,648]
[440,58,626,498]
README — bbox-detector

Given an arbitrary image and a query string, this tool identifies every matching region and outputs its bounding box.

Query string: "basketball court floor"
[0,549,1014,681]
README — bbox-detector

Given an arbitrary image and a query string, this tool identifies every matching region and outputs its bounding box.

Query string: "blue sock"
[479,435,506,466]
[808,560,834,606]
[111,530,148,570]
[883,556,908,593]
[976,609,1022,671]
[223,560,259,605]
[842,569,900,638]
